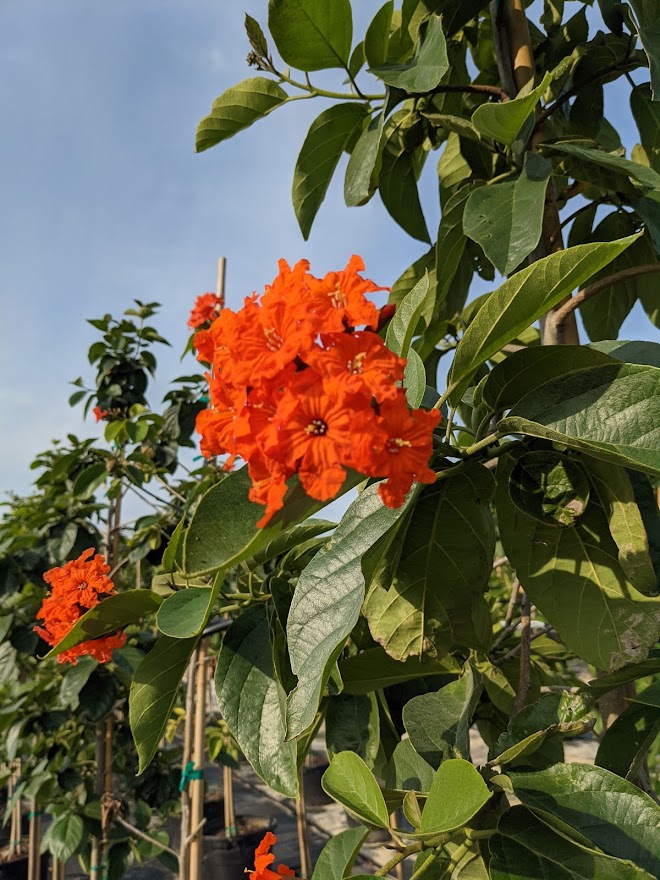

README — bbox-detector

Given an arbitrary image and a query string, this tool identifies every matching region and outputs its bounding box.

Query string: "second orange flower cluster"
[194,256,440,527]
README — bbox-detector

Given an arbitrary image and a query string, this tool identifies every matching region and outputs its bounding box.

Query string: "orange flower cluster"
[34,548,126,665]
[188,292,224,329]
[249,833,294,880]
[93,405,108,422]
[195,256,440,526]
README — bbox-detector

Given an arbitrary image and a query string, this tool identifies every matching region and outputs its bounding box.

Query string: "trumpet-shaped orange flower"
[300,254,384,332]
[34,548,126,665]
[93,406,108,422]
[308,331,405,401]
[188,292,224,329]
[249,832,294,880]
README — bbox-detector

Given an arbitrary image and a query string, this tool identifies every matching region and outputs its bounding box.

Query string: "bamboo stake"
[179,648,198,880]
[8,762,21,860]
[223,765,236,837]
[296,767,312,879]
[27,799,41,880]
[216,257,226,301]
[52,858,65,880]
[90,723,106,878]
[188,642,208,880]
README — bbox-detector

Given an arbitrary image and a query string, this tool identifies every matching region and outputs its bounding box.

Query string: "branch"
[548,264,660,330]
[511,592,531,716]
[114,815,180,862]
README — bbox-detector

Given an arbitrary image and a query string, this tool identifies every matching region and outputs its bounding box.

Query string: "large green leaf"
[482,345,614,413]
[586,651,660,694]
[344,113,385,207]
[370,15,448,92]
[403,664,481,767]
[59,657,98,711]
[497,450,660,670]
[322,751,390,828]
[589,339,660,368]
[508,763,660,876]
[365,464,494,659]
[310,826,370,880]
[596,700,660,781]
[44,812,85,864]
[546,142,660,191]
[293,103,368,239]
[156,586,214,638]
[216,605,297,797]
[326,692,380,768]
[338,647,460,694]
[364,2,393,68]
[434,184,473,320]
[463,153,552,276]
[385,739,435,792]
[129,635,197,773]
[50,590,161,657]
[447,236,637,402]
[629,0,660,99]
[378,115,430,242]
[631,85,660,173]
[420,760,491,834]
[633,678,660,707]
[471,73,551,145]
[195,77,288,153]
[386,274,430,357]
[499,363,660,478]
[586,458,657,594]
[286,484,413,738]
[490,807,654,880]
[268,0,353,71]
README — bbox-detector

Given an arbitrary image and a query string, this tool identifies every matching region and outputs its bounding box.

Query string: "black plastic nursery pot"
[0,844,50,880]
[203,795,226,836]
[202,816,276,880]
[301,753,332,808]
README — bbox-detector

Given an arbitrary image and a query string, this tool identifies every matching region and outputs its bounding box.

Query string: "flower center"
[263,326,283,352]
[78,580,88,590]
[304,418,328,436]
[386,436,412,454]
[329,284,347,309]
[346,352,366,375]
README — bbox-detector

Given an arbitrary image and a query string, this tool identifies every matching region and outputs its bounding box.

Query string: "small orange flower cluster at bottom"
[195,256,441,526]
[188,292,224,329]
[248,832,294,880]
[34,548,126,665]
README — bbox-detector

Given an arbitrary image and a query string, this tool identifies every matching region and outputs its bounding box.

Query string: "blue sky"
[0,1,657,502]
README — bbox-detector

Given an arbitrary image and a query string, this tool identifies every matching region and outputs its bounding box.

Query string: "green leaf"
[447,236,638,403]
[403,349,426,407]
[370,15,449,92]
[156,587,213,638]
[195,77,288,153]
[59,657,98,710]
[596,700,660,781]
[268,0,352,71]
[434,184,473,320]
[46,812,84,863]
[129,635,197,774]
[586,651,660,693]
[162,517,185,574]
[420,760,491,834]
[245,13,269,57]
[286,484,413,738]
[321,751,390,828]
[403,664,482,767]
[499,363,660,478]
[586,458,657,594]
[365,464,494,659]
[216,605,297,797]
[631,85,660,173]
[338,648,461,694]
[293,103,368,239]
[490,806,655,880]
[386,274,430,356]
[472,72,551,145]
[251,519,335,565]
[344,113,385,207]
[463,153,552,275]
[72,462,107,499]
[326,692,380,768]
[589,339,660,369]
[508,450,591,528]
[482,345,614,413]
[364,2,393,69]
[508,763,660,876]
[546,142,660,191]
[633,678,660,707]
[497,450,660,670]
[629,0,660,100]
[378,115,430,242]
[311,826,370,880]
[385,739,435,792]
[50,591,162,657]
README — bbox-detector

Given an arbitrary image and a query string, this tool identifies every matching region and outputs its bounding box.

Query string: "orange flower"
[308,332,405,401]
[264,372,371,502]
[35,548,126,665]
[353,396,440,508]
[93,406,108,422]
[249,832,294,880]
[188,292,224,329]
[300,254,385,332]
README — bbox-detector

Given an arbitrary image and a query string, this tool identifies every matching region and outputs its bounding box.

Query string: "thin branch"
[424,82,509,102]
[511,592,531,716]
[496,625,556,665]
[549,264,660,329]
[114,815,179,862]
[155,474,187,503]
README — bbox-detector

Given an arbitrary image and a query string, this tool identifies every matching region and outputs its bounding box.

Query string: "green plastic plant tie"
[27,811,41,819]
[179,760,204,792]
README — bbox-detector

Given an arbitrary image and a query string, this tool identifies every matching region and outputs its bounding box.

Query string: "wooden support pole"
[179,648,198,880]
[296,767,312,879]
[188,642,208,880]
[216,257,226,301]
[223,765,236,837]
[90,722,106,879]
[27,800,41,880]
